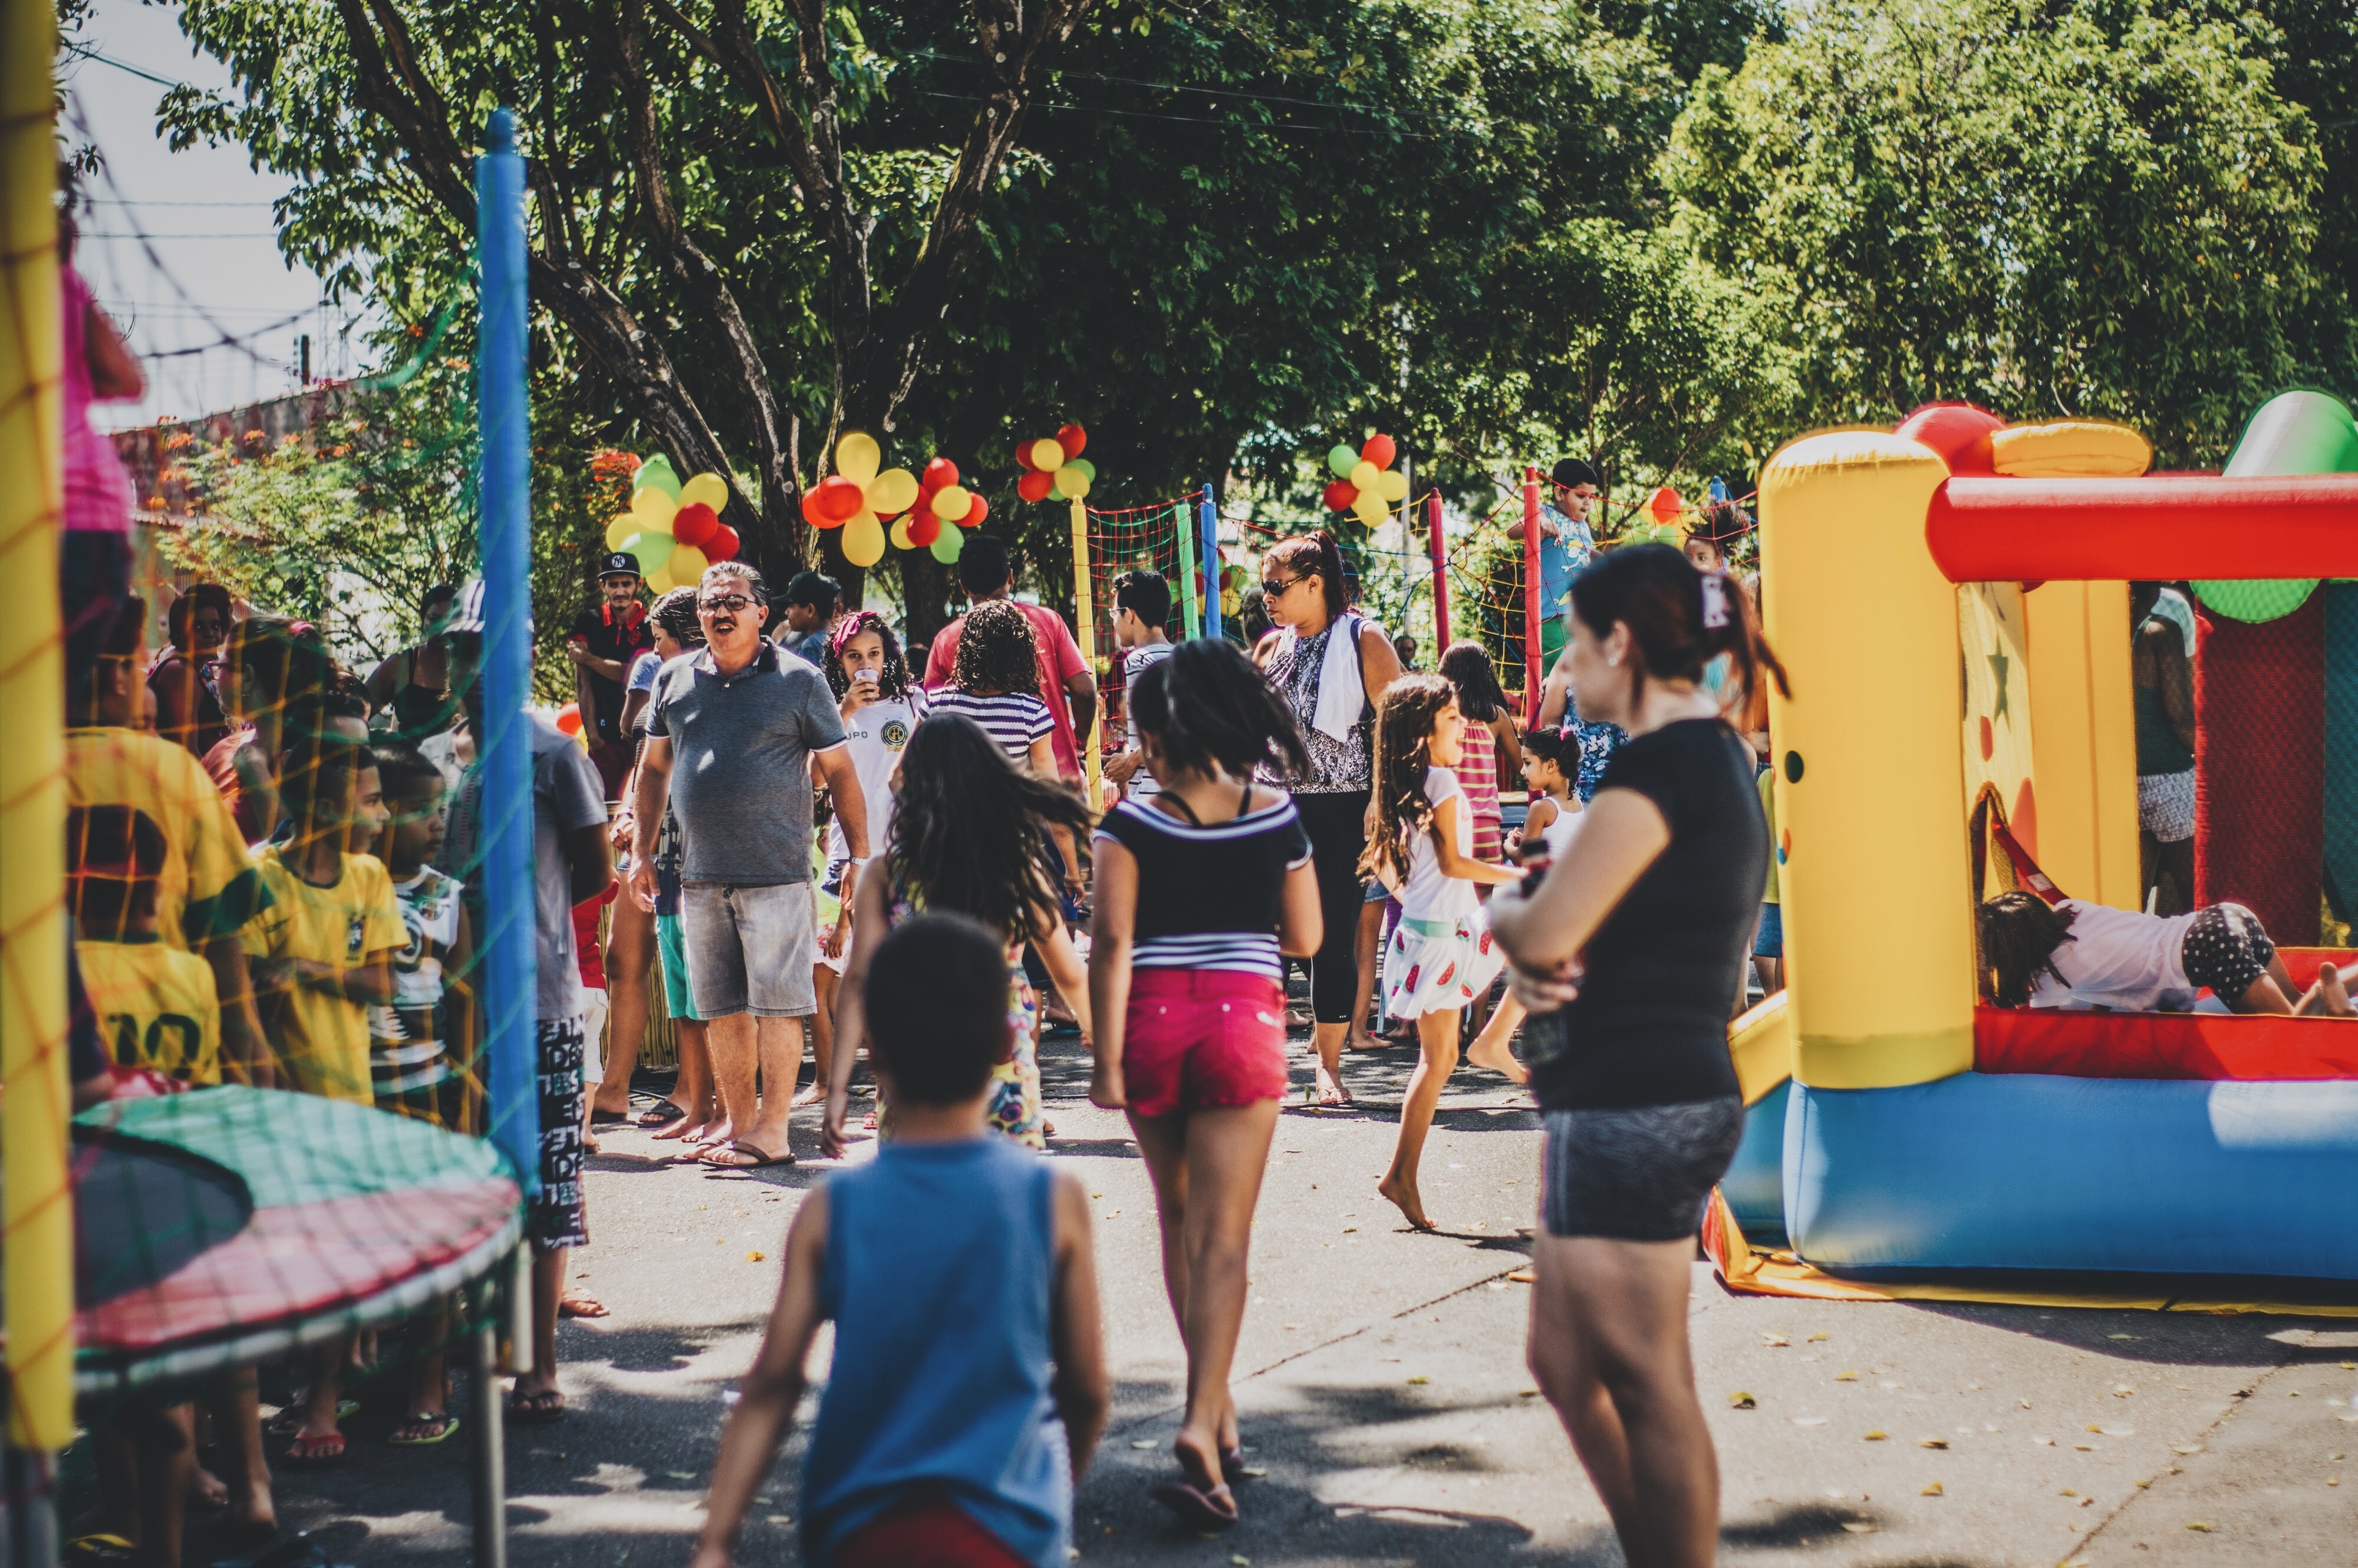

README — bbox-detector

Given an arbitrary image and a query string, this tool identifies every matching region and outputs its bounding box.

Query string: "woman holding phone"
[1488,543,1787,1568]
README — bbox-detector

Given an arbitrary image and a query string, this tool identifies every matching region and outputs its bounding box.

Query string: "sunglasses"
[699,594,755,614]
[1261,573,1309,598]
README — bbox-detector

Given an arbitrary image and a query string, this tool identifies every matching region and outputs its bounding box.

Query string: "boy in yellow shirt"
[70,805,221,1086]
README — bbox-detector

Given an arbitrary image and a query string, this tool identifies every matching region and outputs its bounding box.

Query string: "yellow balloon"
[679,472,729,513]
[1030,438,1066,472]
[1376,467,1409,502]
[1349,459,1380,492]
[930,484,972,521]
[632,485,678,527]
[604,514,638,551]
[890,516,917,551]
[644,561,679,595]
[668,543,710,583]
[1058,465,1092,499]
[835,431,882,486]
[842,513,887,568]
[1351,488,1388,526]
[868,467,920,516]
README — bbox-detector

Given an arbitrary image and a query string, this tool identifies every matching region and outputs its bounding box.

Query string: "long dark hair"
[1977,892,2077,1007]
[1359,673,1457,884]
[1262,528,1351,619]
[951,598,1040,697]
[1438,640,1506,723]
[824,610,913,702]
[1129,638,1310,783]
[891,714,1093,941]
[1569,542,1789,712]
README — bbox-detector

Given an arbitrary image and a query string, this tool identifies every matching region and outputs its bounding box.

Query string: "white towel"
[1310,612,1364,743]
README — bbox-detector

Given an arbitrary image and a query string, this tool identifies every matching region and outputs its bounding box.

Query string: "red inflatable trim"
[1926,474,2358,582]
[1974,1004,2358,1082]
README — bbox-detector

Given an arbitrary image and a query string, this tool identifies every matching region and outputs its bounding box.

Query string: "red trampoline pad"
[1976,1005,2358,1082]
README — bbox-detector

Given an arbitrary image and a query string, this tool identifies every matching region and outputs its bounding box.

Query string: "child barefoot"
[1364,677,1525,1231]
[691,914,1108,1568]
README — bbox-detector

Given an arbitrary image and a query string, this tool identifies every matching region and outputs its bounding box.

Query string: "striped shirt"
[927,688,1055,765]
[1094,794,1312,979]
[1121,641,1176,799]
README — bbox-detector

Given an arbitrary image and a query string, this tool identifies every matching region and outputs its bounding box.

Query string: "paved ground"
[173,1030,2357,1567]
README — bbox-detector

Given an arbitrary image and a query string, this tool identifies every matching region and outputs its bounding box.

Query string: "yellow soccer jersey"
[77,935,223,1085]
[242,848,406,1102]
[67,727,269,950]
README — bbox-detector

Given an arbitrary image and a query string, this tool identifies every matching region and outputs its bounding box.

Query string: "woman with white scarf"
[1252,531,1404,1106]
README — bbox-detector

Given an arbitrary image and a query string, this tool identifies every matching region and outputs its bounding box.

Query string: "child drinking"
[1087,640,1318,1528]
[1363,676,1526,1231]
[821,714,1093,1155]
[692,913,1107,1568]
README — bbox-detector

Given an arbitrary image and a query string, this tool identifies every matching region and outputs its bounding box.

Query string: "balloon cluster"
[901,456,979,564]
[1217,559,1249,618]
[1625,485,1687,547]
[801,433,923,569]
[1016,424,1094,502]
[602,454,740,594]
[1322,433,1409,527]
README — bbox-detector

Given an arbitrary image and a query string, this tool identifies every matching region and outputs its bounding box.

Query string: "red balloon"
[922,457,960,492]
[1017,469,1056,503]
[705,523,739,562]
[1360,433,1397,470]
[814,475,865,525]
[1322,479,1358,512]
[963,493,989,528]
[671,502,720,547]
[1056,423,1087,459]
[799,489,827,526]
[555,703,583,737]
[1014,442,1037,472]
[908,512,943,546]
[1896,401,2005,476]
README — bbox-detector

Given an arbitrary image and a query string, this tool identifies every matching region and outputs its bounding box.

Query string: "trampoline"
[74,1086,522,1401]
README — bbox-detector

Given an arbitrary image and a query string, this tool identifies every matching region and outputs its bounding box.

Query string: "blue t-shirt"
[1536,503,1593,622]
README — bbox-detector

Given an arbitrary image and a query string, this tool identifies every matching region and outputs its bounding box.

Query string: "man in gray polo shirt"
[629,562,868,1168]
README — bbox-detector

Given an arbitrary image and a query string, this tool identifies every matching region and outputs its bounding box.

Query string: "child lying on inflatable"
[1977,891,2357,1017]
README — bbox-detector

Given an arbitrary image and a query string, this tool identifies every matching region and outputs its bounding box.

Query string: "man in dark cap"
[1508,457,1601,668]
[566,552,655,802]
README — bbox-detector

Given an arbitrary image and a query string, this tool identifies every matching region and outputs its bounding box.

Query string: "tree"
[1663,0,2331,465]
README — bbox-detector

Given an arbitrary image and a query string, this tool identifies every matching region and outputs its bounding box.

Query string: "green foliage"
[1665,0,2334,466]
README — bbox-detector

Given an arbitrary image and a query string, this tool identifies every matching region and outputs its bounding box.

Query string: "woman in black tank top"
[1488,544,1788,1568]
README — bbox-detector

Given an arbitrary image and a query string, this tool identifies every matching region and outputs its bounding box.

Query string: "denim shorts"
[679,882,816,1019]
[1541,1098,1743,1243]
[1754,902,1783,958]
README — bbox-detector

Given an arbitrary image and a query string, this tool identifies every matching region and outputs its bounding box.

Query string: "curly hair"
[1976,892,2078,1008]
[951,598,1042,697]
[1358,673,1458,885]
[649,587,704,648]
[890,713,1094,942]
[824,610,912,703]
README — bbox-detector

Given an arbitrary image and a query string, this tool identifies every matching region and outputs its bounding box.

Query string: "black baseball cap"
[600,552,641,579]
[1550,458,1600,490]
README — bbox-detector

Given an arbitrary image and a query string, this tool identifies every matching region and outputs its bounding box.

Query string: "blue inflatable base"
[1723,1080,1790,1247]
[1783,1074,2358,1280]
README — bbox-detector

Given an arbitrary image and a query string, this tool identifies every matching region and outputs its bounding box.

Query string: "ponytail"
[1263,529,1352,620]
[1569,542,1789,714]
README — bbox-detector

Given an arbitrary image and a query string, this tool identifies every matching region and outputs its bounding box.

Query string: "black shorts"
[2182,902,2275,1004]
[1541,1098,1744,1243]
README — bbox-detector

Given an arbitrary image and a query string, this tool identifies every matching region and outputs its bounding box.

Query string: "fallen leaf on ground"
[1239,1466,1268,1478]
[1730,1391,1757,1409]
[2059,1489,2076,1497]
[1761,1333,1790,1347]
[1920,1438,1948,1449]
[2171,1444,2202,1455]
[1921,1481,1943,1496]
[1407,1375,1430,1385]
[1808,1331,1829,1341]
[1839,1522,1877,1534]
[1864,1430,1888,1441]
[745,1250,765,1262]
[1835,1371,1860,1382]
[2185,1521,2214,1531]
[1507,1269,1536,1283]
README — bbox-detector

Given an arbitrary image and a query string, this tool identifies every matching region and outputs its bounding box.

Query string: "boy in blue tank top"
[692,913,1108,1568]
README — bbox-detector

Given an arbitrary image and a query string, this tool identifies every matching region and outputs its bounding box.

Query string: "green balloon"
[634,467,682,501]
[2192,578,2318,623]
[621,528,675,571]
[930,522,965,564]
[1069,457,1096,482]
[1328,444,1358,479]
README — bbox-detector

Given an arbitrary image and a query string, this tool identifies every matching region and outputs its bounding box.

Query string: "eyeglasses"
[699,594,755,614]
[1261,574,1309,598]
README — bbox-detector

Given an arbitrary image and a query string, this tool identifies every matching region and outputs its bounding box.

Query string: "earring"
[1608,653,1621,667]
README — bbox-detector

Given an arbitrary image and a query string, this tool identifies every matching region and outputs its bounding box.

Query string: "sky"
[60,1,357,432]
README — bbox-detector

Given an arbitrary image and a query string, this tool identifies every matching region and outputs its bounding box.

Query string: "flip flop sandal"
[588,1108,631,1126]
[508,1390,566,1425]
[1150,1479,1239,1529]
[387,1412,461,1447]
[266,1399,357,1438]
[701,1140,792,1171]
[282,1432,347,1467]
[65,1533,137,1566]
[635,1100,691,1129]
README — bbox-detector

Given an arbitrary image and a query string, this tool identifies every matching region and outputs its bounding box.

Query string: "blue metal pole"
[476,109,539,1195]
[1198,482,1221,641]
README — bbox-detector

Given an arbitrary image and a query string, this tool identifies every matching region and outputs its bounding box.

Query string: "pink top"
[61,263,136,535]
[1455,720,1503,864]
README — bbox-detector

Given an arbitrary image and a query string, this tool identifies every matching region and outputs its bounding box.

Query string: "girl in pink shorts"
[1088,641,1322,1531]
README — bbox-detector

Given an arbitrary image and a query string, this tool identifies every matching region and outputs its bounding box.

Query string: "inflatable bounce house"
[1710,393,2358,1305]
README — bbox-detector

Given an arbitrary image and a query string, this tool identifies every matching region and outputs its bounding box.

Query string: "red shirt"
[572,882,618,990]
[924,601,1089,780]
